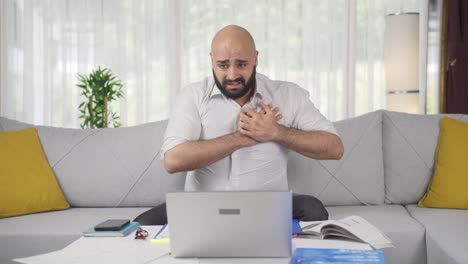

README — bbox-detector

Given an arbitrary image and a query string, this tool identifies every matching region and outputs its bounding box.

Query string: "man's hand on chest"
[238,102,283,142]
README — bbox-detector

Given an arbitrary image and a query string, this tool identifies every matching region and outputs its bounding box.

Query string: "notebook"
[166,191,292,258]
[83,221,140,237]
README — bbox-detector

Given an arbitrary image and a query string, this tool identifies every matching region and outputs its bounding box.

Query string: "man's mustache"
[223,78,245,85]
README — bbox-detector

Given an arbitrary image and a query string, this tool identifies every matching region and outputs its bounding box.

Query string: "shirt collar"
[254,75,273,103]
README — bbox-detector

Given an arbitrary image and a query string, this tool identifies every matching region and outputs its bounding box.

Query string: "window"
[0,0,421,127]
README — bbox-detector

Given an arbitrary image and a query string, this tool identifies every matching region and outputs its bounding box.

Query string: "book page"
[301,216,394,249]
[325,216,393,249]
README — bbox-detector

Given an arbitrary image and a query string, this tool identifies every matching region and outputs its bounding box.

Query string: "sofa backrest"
[382,111,468,205]
[0,117,186,207]
[3,110,467,207]
[288,110,385,206]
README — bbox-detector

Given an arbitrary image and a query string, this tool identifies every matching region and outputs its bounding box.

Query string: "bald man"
[161,25,343,191]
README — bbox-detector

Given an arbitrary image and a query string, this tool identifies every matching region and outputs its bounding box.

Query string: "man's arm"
[238,103,344,160]
[164,103,283,174]
[164,132,256,174]
[274,127,343,160]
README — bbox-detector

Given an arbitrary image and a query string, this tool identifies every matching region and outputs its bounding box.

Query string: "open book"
[299,215,394,249]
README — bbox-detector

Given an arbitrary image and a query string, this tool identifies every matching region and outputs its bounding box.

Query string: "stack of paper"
[14,226,198,264]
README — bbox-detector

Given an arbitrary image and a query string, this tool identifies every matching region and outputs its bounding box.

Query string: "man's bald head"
[210,25,258,103]
[211,25,257,58]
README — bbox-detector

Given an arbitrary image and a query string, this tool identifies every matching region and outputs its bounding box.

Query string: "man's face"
[213,65,256,100]
[211,42,258,100]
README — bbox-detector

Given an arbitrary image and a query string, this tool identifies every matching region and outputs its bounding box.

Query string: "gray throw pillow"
[133,194,328,225]
[133,203,167,225]
[292,194,328,221]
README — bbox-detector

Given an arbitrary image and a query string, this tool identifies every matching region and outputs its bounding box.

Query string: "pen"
[151,224,170,244]
[153,224,167,239]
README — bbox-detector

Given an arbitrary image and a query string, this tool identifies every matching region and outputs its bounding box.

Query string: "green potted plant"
[76,67,124,128]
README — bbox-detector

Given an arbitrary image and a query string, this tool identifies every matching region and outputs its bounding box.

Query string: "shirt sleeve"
[291,87,338,136]
[160,86,202,159]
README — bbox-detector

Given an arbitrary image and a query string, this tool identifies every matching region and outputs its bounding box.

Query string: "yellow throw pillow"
[418,117,468,209]
[0,127,69,218]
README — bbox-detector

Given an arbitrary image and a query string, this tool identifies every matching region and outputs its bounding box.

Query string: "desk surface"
[14,225,372,264]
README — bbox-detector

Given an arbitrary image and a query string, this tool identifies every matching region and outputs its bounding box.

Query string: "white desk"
[14,225,371,264]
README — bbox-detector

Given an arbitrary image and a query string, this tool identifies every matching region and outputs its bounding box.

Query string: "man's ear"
[255,50,259,65]
[210,52,215,65]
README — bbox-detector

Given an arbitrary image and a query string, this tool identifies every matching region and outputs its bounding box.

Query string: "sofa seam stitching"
[97,138,139,207]
[385,113,431,170]
[51,129,102,168]
[115,149,161,207]
[385,113,437,204]
[316,112,381,205]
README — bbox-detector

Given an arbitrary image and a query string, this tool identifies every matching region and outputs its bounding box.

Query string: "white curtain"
[0,0,420,128]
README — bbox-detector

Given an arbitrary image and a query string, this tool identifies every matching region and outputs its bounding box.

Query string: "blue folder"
[292,219,302,235]
[292,248,385,264]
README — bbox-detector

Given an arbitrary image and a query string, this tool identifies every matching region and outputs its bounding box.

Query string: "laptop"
[166,191,292,258]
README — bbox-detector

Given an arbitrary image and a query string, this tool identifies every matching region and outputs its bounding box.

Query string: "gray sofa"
[1,110,467,264]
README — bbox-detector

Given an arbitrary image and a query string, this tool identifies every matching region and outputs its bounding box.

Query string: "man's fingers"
[241,111,256,123]
[238,124,247,134]
[242,112,252,118]
[260,103,283,119]
[272,107,282,121]
[238,120,250,131]
[239,114,249,124]
[260,102,272,113]
[239,127,252,137]
[242,108,257,118]
[272,107,281,114]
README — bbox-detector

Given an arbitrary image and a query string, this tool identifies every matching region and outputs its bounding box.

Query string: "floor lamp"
[384,13,420,114]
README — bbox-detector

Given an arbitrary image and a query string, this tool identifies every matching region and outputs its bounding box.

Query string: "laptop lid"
[166,191,292,258]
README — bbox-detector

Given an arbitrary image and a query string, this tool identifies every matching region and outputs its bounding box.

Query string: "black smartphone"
[94,219,130,231]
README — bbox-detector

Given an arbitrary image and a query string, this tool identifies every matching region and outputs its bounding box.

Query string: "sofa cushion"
[418,117,468,209]
[0,117,186,207]
[0,128,69,218]
[327,205,426,264]
[382,111,468,204]
[0,207,150,263]
[288,110,384,206]
[406,204,468,264]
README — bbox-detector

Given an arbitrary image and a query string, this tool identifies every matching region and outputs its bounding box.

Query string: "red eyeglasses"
[134,227,148,240]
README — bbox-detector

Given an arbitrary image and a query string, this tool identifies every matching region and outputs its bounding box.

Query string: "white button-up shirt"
[161,73,337,191]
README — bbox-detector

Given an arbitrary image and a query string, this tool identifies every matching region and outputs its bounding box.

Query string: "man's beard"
[213,66,256,100]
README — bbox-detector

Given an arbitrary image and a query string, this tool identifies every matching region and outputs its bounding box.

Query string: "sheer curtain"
[0,0,420,128]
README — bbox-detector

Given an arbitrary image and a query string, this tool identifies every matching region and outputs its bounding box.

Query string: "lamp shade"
[384,13,420,113]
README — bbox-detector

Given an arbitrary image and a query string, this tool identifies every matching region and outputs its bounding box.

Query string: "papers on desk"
[14,220,386,264]
[13,226,199,264]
